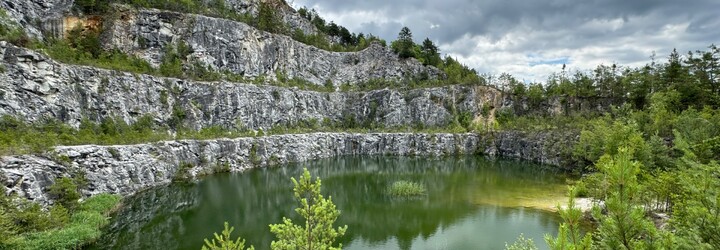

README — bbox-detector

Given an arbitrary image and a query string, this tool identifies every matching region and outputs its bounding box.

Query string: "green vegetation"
[0,10,31,47]
[74,0,380,53]
[202,222,254,250]
[497,45,720,113]
[507,141,717,249]
[0,110,482,156]
[506,234,539,250]
[389,27,483,85]
[387,181,427,198]
[0,115,170,155]
[0,167,119,249]
[0,181,120,250]
[295,6,386,51]
[48,177,83,211]
[3,5,486,96]
[203,168,346,250]
[543,187,591,250]
[491,44,720,249]
[269,168,347,250]
[173,162,195,181]
[2,1,720,247]
[339,71,486,92]
[391,27,415,59]
[591,148,665,249]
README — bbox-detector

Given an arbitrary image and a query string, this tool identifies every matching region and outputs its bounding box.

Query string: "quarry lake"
[92,156,572,250]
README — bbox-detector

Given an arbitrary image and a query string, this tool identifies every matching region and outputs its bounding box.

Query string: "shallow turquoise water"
[92,156,570,250]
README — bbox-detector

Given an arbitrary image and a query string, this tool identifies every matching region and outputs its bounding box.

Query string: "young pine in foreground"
[203,168,347,250]
[544,187,592,250]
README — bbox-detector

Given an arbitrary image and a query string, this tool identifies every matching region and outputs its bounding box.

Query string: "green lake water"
[92,156,572,250]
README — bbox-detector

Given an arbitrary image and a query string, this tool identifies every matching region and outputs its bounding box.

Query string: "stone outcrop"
[221,0,322,36]
[0,42,486,129]
[0,0,585,210]
[490,130,578,168]
[0,131,578,206]
[0,0,319,41]
[1,133,481,204]
[1,0,440,85]
[104,7,441,85]
[0,0,72,39]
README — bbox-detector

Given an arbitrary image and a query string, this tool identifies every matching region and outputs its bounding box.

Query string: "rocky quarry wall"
[0,1,582,205]
[1,131,576,206]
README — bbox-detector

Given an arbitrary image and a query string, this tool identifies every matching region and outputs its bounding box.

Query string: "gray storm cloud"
[293,0,720,81]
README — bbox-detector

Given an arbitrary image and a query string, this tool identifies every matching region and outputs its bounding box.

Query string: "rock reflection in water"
[93,156,568,250]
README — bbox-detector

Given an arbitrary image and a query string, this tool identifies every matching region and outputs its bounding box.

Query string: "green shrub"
[159,90,169,107]
[13,203,56,233]
[1,192,121,249]
[0,10,33,47]
[169,105,187,129]
[48,177,81,211]
[387,180,426,197]
[174,162,195,181]
[572,119,652,170]
[0,208,17,246]
[505,234,538,250]
[202,222,255,250]
[48,205,70,227]
[74,0,110,13]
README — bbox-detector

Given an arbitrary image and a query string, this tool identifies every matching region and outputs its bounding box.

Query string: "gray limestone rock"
[103,8,442,85]
[0,43,489,130]
[0,0,72,39]
[0,1,586,209]
[0,131,578,206]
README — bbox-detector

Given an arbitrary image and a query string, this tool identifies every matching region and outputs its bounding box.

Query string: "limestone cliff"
[1,0,440,85]
[219,0,322,36]
[103,7,441,85]
[0,0,72,39]
[0,0,584,207]
[0,131,576,205]
[0,43,482,129]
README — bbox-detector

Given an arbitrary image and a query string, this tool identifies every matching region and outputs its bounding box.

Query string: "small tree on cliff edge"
[392,27,416,59]
[270,168,347,250]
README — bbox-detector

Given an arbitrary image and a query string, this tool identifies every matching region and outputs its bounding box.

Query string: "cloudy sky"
[291,0,720,82]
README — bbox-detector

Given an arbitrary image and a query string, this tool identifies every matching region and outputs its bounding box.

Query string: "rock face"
[1,0,440,85]
[0,0,319,42]
[104,7,441,85]
[0,131,577,206]
[491,130,578,168]
[0,0,72,39]
[0,43,487,129]
[220,0,322,36]
[0,1,585,209]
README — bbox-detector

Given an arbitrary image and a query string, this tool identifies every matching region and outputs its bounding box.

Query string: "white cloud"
[292,0,720,83]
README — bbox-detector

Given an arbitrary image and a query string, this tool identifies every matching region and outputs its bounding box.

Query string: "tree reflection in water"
[92,156,569,250]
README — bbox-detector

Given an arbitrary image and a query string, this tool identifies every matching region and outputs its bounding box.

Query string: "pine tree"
[545,187,592,250]
[592,148,662,249]
[420,38,441,66]
[392,27,416,59]
[670,133,720,249]
[257,2,283,33]
[202,222,255,250]
[269,168,347,250]
[0,207,16,247]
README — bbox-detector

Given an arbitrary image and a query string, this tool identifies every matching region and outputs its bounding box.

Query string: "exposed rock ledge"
[1,131,577,205]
